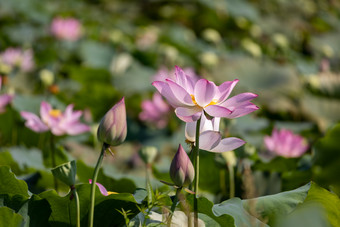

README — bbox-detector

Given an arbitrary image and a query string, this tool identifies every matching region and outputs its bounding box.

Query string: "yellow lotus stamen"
[49,109,62,118]
[205,99,218,107]
[107,191,118,195]
[190,94,217,108]
[190,94,197,105]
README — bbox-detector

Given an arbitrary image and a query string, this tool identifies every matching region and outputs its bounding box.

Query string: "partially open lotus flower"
[152,66,258,122]
[170,144,195,187]
[97,97,127,146]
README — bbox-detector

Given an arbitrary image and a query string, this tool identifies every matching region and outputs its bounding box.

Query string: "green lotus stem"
[193,117,201,227]
[50,133,58,192]
[168,187,181,226]
[228,164,235,198]
[88,143,107,227]
[73,188,81,227]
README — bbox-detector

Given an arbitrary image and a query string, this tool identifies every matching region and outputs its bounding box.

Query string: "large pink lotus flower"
[0,48,34,72]
[139,93,171,129]
[0,77,13,113]
[21,101,90,136]
[152,66,258,122]
[264,128,308,158]
[51,17,82,41]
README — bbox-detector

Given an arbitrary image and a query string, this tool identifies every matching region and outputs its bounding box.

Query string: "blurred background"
[0,0,340,200]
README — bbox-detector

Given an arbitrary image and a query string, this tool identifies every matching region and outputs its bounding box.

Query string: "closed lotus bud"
[97,97,127,146]
[170,144,195,187]
[139,146,158,164]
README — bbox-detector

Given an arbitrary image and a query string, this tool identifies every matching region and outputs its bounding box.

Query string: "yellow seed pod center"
[49,109,62,118]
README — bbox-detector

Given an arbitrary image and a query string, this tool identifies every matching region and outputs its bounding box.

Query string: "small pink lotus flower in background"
[0,48,34,72]
[152,66,258,122]
[264,128,308,158]
[20,101,90,136]
[0,76,13,113]
[89,179,117,196]
[97,97,127,146]
[51,17,82,41]
[139,93,171,129]
[170,144,195,187]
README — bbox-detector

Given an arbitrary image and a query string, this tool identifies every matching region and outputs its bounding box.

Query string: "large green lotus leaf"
[0,166,29,197]
[186,194,235,226]
[213,197,268,227]
[0,151,22,175]
[79,40,115,69]
[302,183,340,227]
[38,184,140,227]
[5,147,45,172]
[242,182,311,226]
[0,206,24,227]
[313,123,340,188]
[76,160,136,193]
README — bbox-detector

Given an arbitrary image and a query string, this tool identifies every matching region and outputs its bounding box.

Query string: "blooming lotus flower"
[89,179,117,196]
[20,101,90,136]
[0,48,34,72]
[139,93,171,128]
[152,66,258,122]
[97,98,127,146]
[51,17,82,41]
[0,77,13,113]
[264,128,308,158]
[170,144,195,187]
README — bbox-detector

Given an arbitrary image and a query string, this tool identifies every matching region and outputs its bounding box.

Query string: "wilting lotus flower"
[51,17,82,41]
[97,98,127,146]
[139,93,171,129]
[264,128,308,158]
[89,179,117,196]
[0,48,34,72]
[170,144,195,187]
[153,66,258,122]
[0,77,13,113]
[20,101,90,136]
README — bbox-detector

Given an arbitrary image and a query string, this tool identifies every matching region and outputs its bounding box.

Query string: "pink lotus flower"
[264,128,308,158]
[0,48,34,72]
[152,66,258,122]
[0,77,13,113]
[139,93,171,128]
[20,101,90,136]
[51,17,82,41]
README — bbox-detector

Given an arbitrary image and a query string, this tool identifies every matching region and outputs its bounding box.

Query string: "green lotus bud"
[139,146,158,164]
[170,144,195,187]
[51,160,76,186]
[97,97,127,146]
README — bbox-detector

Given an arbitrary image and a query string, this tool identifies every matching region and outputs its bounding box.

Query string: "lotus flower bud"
[51,160,77,187]
[139,146,158,164]
[170,144,195,187]
[97,98,127,146]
